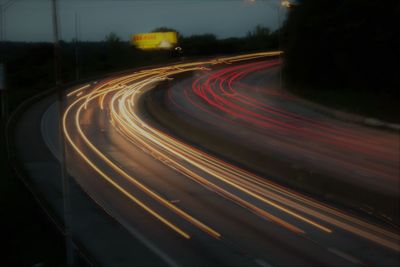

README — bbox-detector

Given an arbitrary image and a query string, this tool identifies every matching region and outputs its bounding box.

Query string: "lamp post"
[277,0,292,92]
[277,0,285,92]
[245,0,291,91]
[74,11,80,80]
[0,59,6,122]
[1,0,18,42]
[51,0,75,266]
[1,0,18,162]
[1,0,15,121]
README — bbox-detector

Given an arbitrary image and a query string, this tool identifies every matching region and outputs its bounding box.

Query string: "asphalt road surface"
[20,52,400,266]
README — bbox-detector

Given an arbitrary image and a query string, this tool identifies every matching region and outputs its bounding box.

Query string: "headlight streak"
[170,60,400,248]
[167,85,400,242]
[66,84,91,97]
[168,61,398,191]
[63,52,400,253]
[78,74,223,239]
[112,63,400,249]
[108,68,313,234]
[113,92,305,235]
[191,62,396,163]
[119,86,400,250]
[65,66,242,239]
[63,97,191,239]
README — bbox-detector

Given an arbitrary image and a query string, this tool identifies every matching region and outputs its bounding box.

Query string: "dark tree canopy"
[104,32,121,43]
[283,0,400,93]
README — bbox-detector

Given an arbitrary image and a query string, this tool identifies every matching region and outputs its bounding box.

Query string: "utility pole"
[0,52,6,171]
[74,12,80,80]
[52,0,61,87]
[1,0,19,42]
[0,0,16,162]
[1,1,10,122]
[51,0,75,266]
[278,1,283,91]
[0,62,6,125]
[278,0,290,92]
[0,3,3,42]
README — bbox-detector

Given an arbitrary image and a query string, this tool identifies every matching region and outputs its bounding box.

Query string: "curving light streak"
[115,81,400,249]
[64,97,191,239]
[67,84,91,97]
[186,61,397,165]
[63,52,400,253]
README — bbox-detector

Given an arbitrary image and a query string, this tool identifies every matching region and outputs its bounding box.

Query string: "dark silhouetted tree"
[283,0,400,93]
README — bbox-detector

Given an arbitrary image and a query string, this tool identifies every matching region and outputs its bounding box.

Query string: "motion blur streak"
[63,52,400,253]
[77,75,221,239]
[64,97,191,239]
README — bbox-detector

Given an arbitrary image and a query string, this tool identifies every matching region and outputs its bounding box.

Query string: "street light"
[1,0,18,161]
[243,0,291,92]
[0,0,18,41]
[50,0,75,266]
[1,0,18,119]
[281,0,291,8]
[277,0,292,92]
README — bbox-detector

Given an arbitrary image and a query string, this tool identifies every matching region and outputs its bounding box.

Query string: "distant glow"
[281,0,291,8]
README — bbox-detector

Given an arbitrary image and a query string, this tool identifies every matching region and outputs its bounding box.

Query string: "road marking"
[117,218,183,267]
[255,258,275,267]
[327,247,366,266]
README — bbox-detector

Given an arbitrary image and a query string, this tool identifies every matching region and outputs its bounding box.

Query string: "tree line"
[2,25,279,110]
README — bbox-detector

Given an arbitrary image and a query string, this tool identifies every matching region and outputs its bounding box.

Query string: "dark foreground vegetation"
[283,0,400,123]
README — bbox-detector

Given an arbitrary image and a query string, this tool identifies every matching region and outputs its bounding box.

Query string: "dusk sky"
[4,0,284,42]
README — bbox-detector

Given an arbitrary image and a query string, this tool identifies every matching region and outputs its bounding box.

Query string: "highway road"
[162,60,399,196]
[33,52,399,266]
